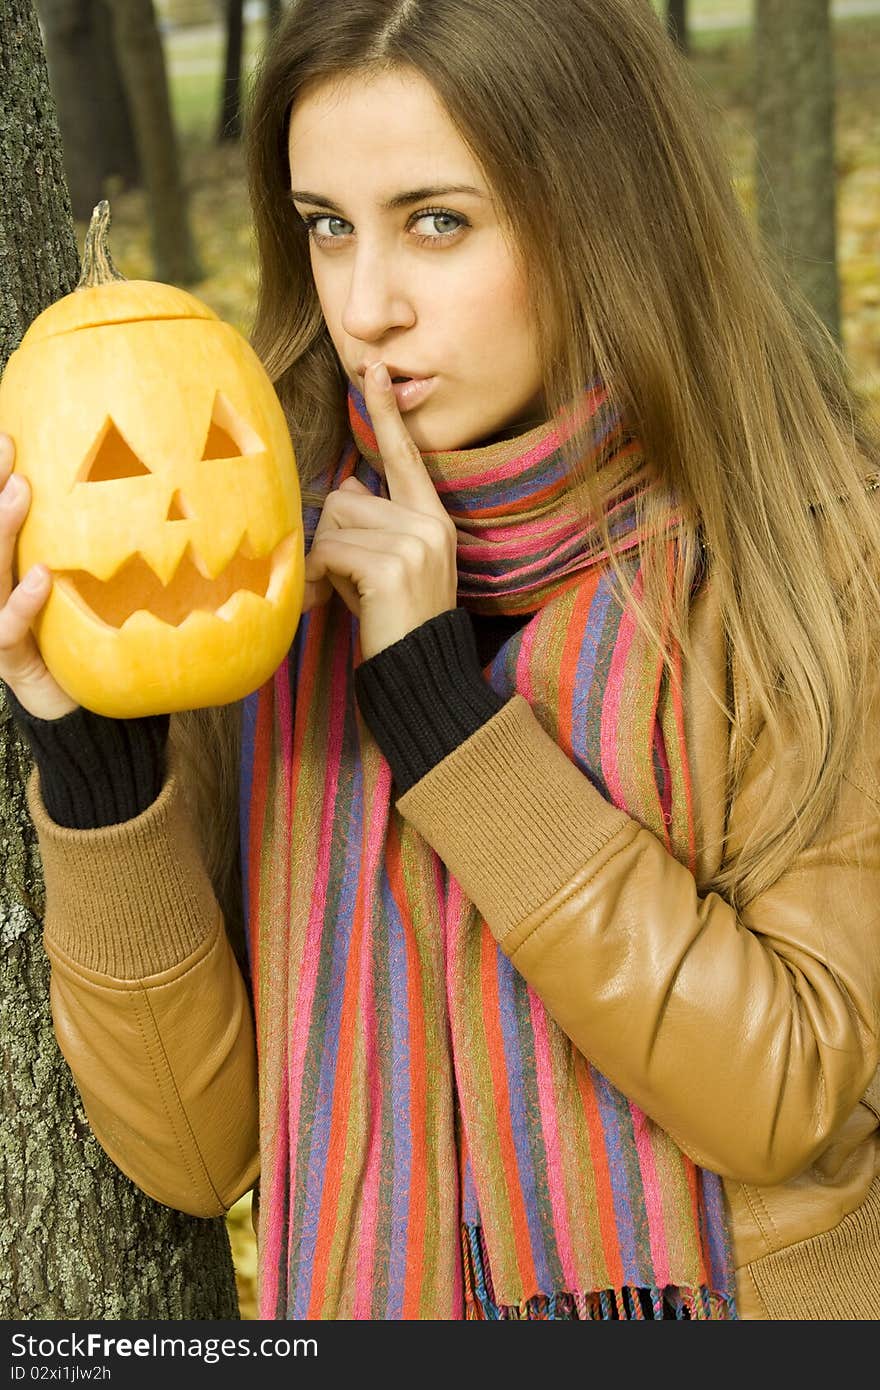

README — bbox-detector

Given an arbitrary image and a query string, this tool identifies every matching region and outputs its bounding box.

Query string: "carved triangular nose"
[166,490,192,521]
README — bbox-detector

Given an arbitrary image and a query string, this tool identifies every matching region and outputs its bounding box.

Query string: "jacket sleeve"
[396,686,880,1188]
[27,750,260,1217]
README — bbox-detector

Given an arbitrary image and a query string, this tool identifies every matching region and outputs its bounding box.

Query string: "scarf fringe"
[462,1223,736,1320]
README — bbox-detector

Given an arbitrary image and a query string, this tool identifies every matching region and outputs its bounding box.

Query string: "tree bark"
[0,4,78,361]
[217,0,244,142]
[754,0,841,341]
[666,0,688,53]
[104,0,203,284]
[0,0,238,1319]
[37,0,140,221]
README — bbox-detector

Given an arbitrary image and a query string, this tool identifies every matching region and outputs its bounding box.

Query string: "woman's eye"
[302,215,352,239]
[411,211,464,239]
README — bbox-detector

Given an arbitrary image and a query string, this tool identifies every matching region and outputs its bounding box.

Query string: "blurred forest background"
[1,0,877,1324]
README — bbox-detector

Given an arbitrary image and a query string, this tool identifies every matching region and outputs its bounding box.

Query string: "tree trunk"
[754,0,840,342]
[0,8,78,360]
[0,0,238,1319]
[37,0,140,221]
[217,0,244,143]
[104,0,203,284]
[95,0,143,195]
[666,0,688,53]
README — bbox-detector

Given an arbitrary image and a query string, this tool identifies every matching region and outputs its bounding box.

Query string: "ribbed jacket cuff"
[3,684,168,829]
[354,608,508,794]
[27,748,218,979]
[397,694,631,940]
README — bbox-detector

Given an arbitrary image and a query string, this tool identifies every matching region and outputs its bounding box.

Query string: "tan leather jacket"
[30,570,880,1321]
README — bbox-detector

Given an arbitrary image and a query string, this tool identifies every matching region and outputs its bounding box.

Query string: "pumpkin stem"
[76,200,126,290]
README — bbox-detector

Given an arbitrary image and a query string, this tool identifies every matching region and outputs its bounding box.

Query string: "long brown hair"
[176,0,880,922]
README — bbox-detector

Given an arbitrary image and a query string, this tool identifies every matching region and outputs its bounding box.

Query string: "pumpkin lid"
[18,280,220,348]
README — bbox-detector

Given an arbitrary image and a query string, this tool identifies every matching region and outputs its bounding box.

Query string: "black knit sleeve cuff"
[2,683,169,830]
[354,608,509,795]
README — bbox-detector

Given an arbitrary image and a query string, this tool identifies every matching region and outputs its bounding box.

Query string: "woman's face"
[287,68,546,452]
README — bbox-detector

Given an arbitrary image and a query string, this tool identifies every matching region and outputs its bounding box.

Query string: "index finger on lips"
[364,362,447,517]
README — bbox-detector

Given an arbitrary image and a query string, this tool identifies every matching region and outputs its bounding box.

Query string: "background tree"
[217,0,244,142]
[37,0,141,221]
[754,0,841,341]
[0,0,238,1319]
[103,0,203,283]
[666,0,688,52]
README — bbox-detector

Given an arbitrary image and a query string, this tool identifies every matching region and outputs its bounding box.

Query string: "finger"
[305,535,407,596]
[0,566,52,676]
[0,471,31,609]
[325,572,361,615]
[301,576,333,612]
[338,475,371,493]
[306,527,430,574]
[303,545,363,616]
[306,475,364,554]
[0,432,15,482]
[319,487,454,548]
[363,362,447,517]
[303,488,370,613]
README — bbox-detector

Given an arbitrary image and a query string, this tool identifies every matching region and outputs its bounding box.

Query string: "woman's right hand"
[0,432,78,720]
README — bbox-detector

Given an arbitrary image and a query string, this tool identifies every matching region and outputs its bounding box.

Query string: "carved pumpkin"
[0,203,304,718]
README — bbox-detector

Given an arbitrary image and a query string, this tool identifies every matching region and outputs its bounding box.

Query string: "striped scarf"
[240,381,737,1319]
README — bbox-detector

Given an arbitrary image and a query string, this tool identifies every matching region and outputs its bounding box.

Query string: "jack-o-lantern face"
[0,276,304,717]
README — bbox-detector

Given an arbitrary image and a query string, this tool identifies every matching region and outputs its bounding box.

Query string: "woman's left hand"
[303,362,459,659]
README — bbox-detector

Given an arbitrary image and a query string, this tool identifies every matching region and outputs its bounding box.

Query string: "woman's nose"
[340,248,416,342]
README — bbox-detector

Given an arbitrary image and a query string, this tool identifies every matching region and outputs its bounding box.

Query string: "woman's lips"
[391,376,437,412]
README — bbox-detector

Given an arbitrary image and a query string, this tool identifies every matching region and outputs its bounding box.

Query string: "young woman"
[1,0,879,1321]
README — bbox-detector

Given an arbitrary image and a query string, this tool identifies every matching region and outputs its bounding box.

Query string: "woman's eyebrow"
[288,184,488,211]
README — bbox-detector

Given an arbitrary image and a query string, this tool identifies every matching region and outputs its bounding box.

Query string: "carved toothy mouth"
[53,534,296,629]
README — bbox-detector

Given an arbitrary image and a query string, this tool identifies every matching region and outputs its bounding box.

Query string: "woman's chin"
[408,412,502,454]
[404,398,547,454]
[406,419,470,454]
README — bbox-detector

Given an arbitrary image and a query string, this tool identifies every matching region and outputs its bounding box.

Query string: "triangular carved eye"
[200,391,265,461]
[79,420,152,483]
